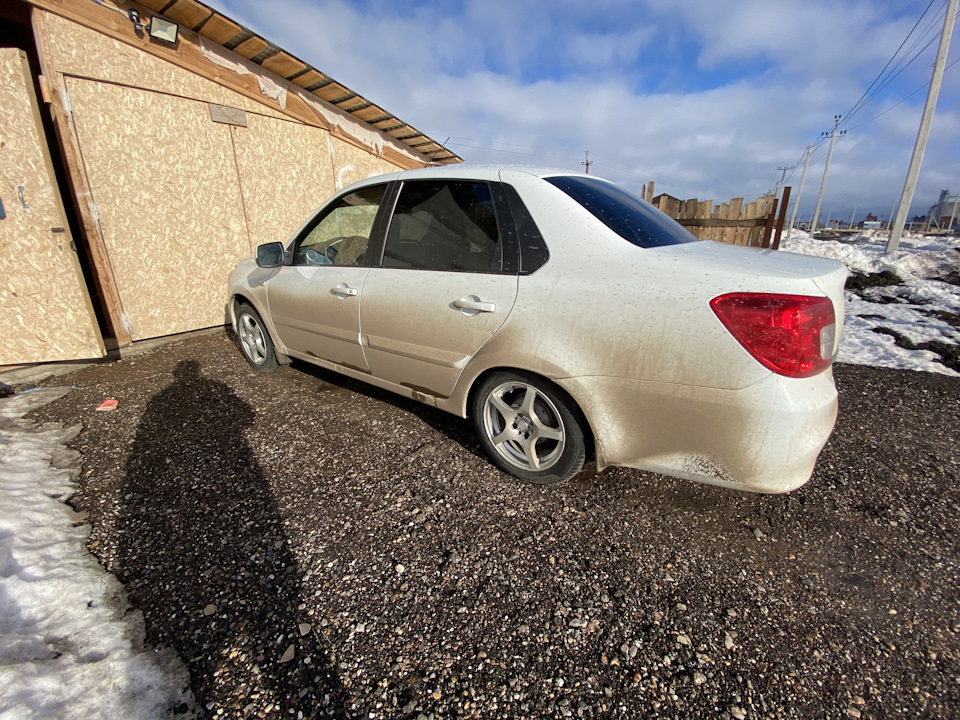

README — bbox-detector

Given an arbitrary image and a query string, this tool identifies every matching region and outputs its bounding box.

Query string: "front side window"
[293,184,386,266]
[545,176,697,249]
[382,181,501,272]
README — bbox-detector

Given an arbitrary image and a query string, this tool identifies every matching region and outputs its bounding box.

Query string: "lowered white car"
[227,166,846,492]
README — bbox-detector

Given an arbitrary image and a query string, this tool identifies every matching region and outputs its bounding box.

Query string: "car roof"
[337,164,604,196]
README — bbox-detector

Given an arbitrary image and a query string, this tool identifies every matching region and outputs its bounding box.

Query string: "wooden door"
[64,77,249,341]
[0,49,104,363]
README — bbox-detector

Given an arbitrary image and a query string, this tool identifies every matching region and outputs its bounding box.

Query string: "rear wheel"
[235,303,279,372]
[473,371,586,485]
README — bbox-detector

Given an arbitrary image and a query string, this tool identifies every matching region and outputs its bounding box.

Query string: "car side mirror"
[256,242,284,268]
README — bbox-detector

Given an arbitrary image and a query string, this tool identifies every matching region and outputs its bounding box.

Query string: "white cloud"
[563,27,657,70]
[209,0,960,219]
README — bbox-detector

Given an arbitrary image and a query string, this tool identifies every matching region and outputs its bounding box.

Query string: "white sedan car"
[227,166,846,493]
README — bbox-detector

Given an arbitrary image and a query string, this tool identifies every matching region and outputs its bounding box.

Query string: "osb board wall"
[231,113,337,247]
[43,12,288,122]
[39,12,408,345]
[330,136,403,191]
[0,49,103,363]
[65,76,249,341]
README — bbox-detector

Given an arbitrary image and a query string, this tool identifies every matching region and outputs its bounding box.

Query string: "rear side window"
[545,176,696,248]
[382,180,502,272]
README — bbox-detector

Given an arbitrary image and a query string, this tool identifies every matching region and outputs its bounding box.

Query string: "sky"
[205,0,960,226]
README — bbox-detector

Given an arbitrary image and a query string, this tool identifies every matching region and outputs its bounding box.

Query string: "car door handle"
[331,283,358,297]
[453,296,496,313]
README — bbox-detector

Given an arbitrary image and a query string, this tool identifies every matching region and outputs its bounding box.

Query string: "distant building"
[651,193,682,206]
[928,189,960,229]
[861,213,881,230]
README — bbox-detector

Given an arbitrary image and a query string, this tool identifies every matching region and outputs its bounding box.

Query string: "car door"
[265,184,387,372]
[360,179,519,398]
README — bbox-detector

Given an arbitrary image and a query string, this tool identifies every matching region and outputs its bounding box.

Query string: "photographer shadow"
[115,360,346,717]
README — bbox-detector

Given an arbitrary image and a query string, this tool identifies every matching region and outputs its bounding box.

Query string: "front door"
[265,184,386,372]
[0,49,103,363]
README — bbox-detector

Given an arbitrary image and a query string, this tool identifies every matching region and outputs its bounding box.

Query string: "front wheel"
[472,371,586,485]
[235,302,279,372]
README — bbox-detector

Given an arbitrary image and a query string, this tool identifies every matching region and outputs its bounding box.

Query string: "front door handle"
[453,296,496,313]
[331,283,358,297]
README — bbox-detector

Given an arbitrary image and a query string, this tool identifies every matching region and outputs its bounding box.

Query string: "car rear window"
[545,176,697,248]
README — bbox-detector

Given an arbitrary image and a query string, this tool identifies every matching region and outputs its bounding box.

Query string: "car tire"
[235,302,279,372]
[472,371,587,485]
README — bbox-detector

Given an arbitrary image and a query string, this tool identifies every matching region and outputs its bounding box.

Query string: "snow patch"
[0,388,196,719]
[782,231,960,376]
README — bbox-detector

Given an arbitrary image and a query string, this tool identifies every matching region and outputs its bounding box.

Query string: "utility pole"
[582,151,592,174]
[810,115,846,237]
[850,206,857,229]
[786,145,812,241]
[887,0,958,252]
[775,166,792,199]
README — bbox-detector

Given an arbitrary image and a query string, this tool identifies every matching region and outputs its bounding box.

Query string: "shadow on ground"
[114,360,347,717]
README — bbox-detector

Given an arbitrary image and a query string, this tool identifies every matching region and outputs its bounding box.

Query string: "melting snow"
[0,388,196,719]
[781,230,960,376]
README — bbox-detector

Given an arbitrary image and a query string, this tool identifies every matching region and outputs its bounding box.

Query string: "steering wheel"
[304,248,332,265]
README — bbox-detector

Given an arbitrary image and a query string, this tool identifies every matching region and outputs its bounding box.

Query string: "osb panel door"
[230,115,337,246]
[0,49,104,364]
[65,77,249,341]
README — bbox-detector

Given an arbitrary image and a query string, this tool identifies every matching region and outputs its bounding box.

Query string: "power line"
[838,0,937,123]
[786,0,951,172]
[845,55,960,131]
[840,1,954,128]
[425,134,578,154]
[438,133,721,193]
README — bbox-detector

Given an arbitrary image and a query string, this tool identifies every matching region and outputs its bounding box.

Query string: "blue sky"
[208,0,959,224]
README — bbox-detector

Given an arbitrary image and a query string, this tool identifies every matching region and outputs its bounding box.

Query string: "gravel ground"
[24,329,960,720]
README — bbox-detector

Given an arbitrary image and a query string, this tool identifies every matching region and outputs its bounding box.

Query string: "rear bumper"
[558,369,838,493]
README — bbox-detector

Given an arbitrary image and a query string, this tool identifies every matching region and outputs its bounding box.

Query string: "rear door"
[0,49,103,363]
[359,179,518,398]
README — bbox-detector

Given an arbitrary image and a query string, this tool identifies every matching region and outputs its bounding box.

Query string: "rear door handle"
[331,283,358,297]
[453,296,496,313]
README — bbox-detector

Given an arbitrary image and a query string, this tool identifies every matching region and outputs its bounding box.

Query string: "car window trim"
[489,182,521,274]
[366,179,401,269]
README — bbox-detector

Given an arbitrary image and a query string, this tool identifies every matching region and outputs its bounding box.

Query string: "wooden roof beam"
[232,35,268,59]
[162,0,211,30]
[261,50,306,78]
[197,13,242,45]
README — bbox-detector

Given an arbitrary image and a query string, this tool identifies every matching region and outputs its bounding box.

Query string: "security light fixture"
[149,16,178,44]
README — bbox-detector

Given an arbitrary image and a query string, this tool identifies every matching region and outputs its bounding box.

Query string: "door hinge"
[61,87,72,116]
[90,200,100,224]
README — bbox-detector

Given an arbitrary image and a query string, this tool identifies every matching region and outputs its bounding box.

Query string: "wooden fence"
[640,181,791,249]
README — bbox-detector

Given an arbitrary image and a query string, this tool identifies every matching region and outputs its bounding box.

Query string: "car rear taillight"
[710,293,837,379]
